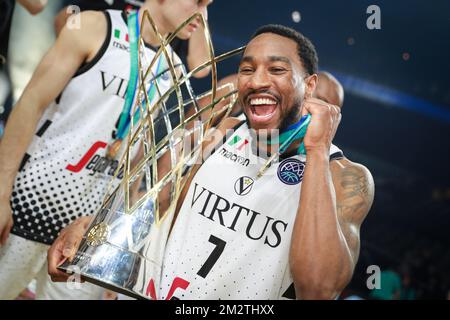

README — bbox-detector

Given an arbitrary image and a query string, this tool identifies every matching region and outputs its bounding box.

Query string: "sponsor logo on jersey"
[113,40,130,52]
[146,277,189,300]
[218,148,250,167]
[277,158,305,185]
[66,141,124,179]
[234,176,254,196]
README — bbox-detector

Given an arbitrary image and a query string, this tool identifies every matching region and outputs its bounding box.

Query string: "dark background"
[193,0,450,299]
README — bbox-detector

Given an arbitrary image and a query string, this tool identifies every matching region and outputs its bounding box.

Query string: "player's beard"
[279,98,303,132]
[262,98,303,144]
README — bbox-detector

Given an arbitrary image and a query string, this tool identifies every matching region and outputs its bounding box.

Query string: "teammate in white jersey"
[0,0,212,300]
[48,24,375,300]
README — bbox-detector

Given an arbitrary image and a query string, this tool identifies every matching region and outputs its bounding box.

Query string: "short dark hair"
[251,24,318,76]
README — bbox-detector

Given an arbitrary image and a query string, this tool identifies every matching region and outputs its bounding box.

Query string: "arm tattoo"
[336,166,374,261]
[340,166,370,200]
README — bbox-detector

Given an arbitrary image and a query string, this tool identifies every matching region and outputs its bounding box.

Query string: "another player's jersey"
[159,121,344,299]
[10,10,177,245]
[70,0,144,11]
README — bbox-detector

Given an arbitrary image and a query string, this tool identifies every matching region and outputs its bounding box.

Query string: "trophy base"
[57,263,151,300]
[54,194,167,300]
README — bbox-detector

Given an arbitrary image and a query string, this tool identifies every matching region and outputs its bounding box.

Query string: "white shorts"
[0,234,104,300]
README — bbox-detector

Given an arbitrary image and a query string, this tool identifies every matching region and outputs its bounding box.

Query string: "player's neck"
[138,2,170,47]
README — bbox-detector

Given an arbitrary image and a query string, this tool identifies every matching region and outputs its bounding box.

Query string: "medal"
[106,139,123,160]
[256,114,311,179]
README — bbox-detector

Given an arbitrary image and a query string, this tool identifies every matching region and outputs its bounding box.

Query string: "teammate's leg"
[0,234,48,299]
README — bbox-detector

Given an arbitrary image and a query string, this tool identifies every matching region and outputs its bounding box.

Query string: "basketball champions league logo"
[277,158,305,185]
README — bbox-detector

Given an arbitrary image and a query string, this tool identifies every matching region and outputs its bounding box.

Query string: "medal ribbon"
[115,10,169,143]
[268,114,311,155]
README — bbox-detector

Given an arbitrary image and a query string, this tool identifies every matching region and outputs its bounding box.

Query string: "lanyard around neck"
[268,114,311,155]
[115,10,140,141]
[115,10,170,142]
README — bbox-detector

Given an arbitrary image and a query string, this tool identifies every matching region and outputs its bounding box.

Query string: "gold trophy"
[58,10,244,299]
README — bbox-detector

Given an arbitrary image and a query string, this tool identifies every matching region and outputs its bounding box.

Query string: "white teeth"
[250,98,277,106]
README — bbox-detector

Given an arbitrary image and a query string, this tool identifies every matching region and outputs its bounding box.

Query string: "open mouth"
[248,97,278,121]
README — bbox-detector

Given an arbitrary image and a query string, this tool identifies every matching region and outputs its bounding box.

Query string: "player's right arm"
[0,11,108,245]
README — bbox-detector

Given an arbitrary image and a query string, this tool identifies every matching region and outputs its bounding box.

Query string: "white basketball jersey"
[159,121,343,300]
[10,10,177,245]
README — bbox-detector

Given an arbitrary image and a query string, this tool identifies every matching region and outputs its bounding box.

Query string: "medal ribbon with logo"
[256,113,311,178]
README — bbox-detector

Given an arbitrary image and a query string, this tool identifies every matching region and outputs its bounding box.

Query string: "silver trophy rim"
[57,264,151,300]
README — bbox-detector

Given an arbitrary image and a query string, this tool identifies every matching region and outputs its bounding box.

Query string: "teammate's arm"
[184,0,212,79]
[0,11,107,245]
[187,22,211,79]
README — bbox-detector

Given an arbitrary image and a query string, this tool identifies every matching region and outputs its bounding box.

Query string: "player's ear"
[304,73,318,98]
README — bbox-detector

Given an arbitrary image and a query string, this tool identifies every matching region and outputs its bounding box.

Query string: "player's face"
[161,0,211,40]
[238,33,310,131]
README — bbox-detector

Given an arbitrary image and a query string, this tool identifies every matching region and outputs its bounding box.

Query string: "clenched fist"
[301,97,341,154]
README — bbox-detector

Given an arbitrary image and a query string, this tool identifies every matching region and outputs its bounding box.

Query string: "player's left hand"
[47,216,92,282]
[301,97,341,154]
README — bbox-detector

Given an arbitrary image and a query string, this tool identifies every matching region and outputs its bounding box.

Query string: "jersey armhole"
[330,151,344,161]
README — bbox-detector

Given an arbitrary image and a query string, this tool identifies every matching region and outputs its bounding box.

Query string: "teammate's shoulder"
[57,10,108,51]
[79,10,108,29]
[60,10,107,35]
